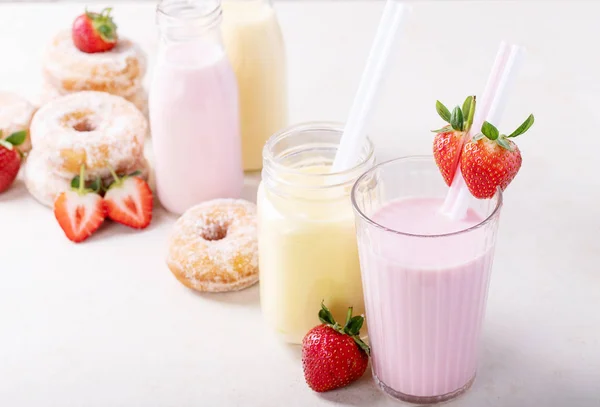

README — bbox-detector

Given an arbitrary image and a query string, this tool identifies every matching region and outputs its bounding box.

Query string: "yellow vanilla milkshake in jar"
[221,0,288,171]
[257,122,375,344]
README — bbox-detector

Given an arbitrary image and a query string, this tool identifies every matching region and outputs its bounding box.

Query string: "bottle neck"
[156,0,223,43]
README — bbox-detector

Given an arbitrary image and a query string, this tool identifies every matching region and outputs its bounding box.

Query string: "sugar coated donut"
[25,149,151,208]
[30,91,147,179]
[0,92,36,152]
[167,199,259,293]
[39,82,148,120]
[43,30,146,97]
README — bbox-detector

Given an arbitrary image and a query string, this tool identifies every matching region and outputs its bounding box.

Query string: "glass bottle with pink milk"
[150,0,243,214]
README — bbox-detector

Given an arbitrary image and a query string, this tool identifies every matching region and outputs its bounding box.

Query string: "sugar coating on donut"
[0,92,36,151]
[43,31,146,96]
[39,80,148,119]
[25,148,152,208]
[30,91,147,179]
[25,149,72,207]
[167,199,259,292]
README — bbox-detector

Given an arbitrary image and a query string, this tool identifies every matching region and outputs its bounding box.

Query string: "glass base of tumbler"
[373,373,475,405]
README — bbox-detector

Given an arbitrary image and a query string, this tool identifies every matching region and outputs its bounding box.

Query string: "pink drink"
[352,157,501,404]
[150,1,243,215]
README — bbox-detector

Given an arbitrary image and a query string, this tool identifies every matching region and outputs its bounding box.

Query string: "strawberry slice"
[104,170,153,229]
[54,166,106,243]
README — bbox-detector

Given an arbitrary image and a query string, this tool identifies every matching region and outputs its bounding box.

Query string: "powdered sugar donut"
[166,199,259,293]
[126,87,148,119]
[25,149,151,208]
[30,91,147,179]
[39,82,148,120]
[0,92,36,152]
[43,30,146,97]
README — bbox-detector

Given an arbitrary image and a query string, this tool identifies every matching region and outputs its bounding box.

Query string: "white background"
[1,1,599,406]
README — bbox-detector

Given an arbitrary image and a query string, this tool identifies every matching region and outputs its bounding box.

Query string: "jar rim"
[262,121,375,186]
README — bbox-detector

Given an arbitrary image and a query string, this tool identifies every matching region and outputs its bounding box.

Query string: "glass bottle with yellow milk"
[257,122,375,344]
[221,0,288,171]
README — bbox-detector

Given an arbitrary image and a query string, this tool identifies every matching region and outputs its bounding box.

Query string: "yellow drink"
[221,0,288,171]
[258,165,366,344]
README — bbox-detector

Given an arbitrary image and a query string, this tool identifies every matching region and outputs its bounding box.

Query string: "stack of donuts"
[40,31,148,117]
[25,91,151,207]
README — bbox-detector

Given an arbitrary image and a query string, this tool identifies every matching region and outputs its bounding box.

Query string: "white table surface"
[1,1,599,406]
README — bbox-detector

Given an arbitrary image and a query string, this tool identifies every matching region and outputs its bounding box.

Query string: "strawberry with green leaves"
[0,130,27,193]
[432,96,477,185]
[461,114,534,199]
[72,7,118,53]
[302,303,370,393]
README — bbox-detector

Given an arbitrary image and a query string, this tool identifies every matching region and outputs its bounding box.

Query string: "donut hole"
[201,221,230,241]
[61,110,96,132]
[72,119,95,132]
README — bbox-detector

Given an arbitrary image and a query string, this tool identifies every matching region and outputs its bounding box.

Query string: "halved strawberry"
[461,114,534,199]
[432,96,476,185]
[104,170,153,229]
[54,166,106,243]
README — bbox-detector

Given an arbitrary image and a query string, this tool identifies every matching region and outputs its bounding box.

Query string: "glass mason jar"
[221,0,288,172]
[150,0,243,215]
[257,122,375,344]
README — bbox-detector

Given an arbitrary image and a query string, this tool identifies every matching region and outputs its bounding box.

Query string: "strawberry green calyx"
[70,165,102,194]
[0,130,27,150]
[432,96,477,133]
[106,165,142,190]
[476,114,535,150]
[463,96,477,133]
[318,302,370,355]
[87,7,118,42]
[106,164,128,191]
[450,106,463,132]
[4,130,26,146]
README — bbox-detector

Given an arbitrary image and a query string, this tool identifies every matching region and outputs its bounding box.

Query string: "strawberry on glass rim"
[461,114,535,199]
[0,130,26,193]
[302,302,370,393]
[54,165,106,243]
[72,7,118,53]
[432,96,477,186]
[104,168,153,230]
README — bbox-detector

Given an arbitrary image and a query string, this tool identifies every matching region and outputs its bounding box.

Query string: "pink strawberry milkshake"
[352,157,502,403]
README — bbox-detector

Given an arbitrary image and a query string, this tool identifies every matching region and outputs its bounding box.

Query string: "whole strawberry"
[302,303,370,393]
[72,8,118,53]
[461,114,534,199]
[0,130,26,193]
[432,96,476,185]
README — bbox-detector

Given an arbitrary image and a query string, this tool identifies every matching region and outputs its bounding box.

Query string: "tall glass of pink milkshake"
[351,156,502,404]
[150,0,243,214]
